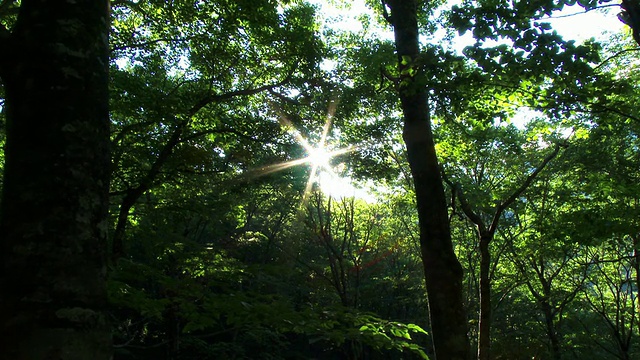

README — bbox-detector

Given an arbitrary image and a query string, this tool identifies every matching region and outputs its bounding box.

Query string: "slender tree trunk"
[478,234,492,360]
[453,142,562,360]
[0,1,112,359]
[164,301,181,360]
[633,233,640,330]
[541,304,562,360]
[384,1,469,358]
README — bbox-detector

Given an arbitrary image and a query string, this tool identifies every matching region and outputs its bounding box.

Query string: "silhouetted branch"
[594,47,640,71]
[111,36,197,52]
[490,142,565,233]
[542,4,620,20]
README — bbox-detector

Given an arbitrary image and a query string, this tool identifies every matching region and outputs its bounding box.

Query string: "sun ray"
[246,99,358,205]
[248,157,311,177]
[319,99,338,151]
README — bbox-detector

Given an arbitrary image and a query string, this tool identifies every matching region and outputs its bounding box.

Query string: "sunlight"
[251,100,362,202]
[307,146,333,169]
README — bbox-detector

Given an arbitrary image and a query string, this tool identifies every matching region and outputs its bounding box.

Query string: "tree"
[0,1,111,359]
[583,245,638,360]
[445,128,565,360]
[502,189,592,360]
[381,1,470,358]
[106,2,434,358]
[6,1,639,358]
[108,0,323,261]
[619,0,640,46]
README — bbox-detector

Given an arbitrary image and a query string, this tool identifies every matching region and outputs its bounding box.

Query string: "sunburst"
[251,100,355,201]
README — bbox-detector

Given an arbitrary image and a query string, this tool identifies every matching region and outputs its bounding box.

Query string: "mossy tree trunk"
[0,1,112,359]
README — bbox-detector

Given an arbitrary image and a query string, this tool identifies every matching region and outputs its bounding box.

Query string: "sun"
[250,100,357,201]
[290,117,354,200]
[307,146,333,169]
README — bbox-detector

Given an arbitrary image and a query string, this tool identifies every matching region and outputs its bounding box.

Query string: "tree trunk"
[541,304,561,360]
[0,1,112,359]
[478,234,492,360]
[453,140,562,360]
[620,0,640,46]
[633,233,640,331]
[384,1,469,358]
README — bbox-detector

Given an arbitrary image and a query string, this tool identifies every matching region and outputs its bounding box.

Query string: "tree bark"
[619,0,640,46]
[632,231,640,332]
[541,303,562,360]
[383,1,470,358]
[477,234,492,360]
[0,1,112,359]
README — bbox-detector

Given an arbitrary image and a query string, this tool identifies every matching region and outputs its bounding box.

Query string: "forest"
[0,0,639,359]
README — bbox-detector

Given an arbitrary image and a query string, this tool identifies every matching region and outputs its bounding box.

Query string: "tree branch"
[594,47,640,71]
[268,88,304,106]
[489,142,565,234]
[488,79,640,123]
[111,119,161,145]
[111,73,296,261]
[110,0,139,7]
[442,171,488,233]
[456,184,487,232]
[111,118,188,261]
[189,70,295,116]
[180,126,261,143]
[110,36,197,52]
[444,139,564,240]
[542,4,620,20]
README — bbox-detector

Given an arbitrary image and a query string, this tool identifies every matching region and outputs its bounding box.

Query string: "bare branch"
[489,142,565,234]
[189,70,295,116]
[594,47,640,71]
[541,4,620,20]
[110,36,197,52]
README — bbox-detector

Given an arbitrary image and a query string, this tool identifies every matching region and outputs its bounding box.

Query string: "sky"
[309,0,626,45]
[544,5,624,42]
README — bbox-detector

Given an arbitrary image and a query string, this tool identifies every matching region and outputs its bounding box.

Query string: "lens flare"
[248,100,357,203]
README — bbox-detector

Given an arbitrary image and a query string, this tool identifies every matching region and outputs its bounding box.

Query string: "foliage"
[2,0,640,358]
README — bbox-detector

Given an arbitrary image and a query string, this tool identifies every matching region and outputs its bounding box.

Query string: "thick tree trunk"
[477,234,492,360]
[620,0,640,46]
[384,1,469,358]
[0,1,112,359]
